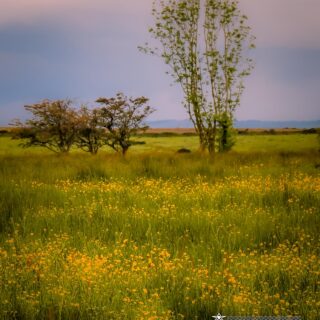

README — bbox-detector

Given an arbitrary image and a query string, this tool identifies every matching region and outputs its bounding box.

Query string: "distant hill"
[148,119,320,129]
[2,118,319,130]
[147,119,193,128]
[234,120,320,129]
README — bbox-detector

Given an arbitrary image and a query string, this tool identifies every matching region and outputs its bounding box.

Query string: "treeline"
[138,128,320,137]
[11,93,154,155]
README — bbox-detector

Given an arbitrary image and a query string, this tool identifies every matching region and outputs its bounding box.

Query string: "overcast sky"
[1,0,320,124]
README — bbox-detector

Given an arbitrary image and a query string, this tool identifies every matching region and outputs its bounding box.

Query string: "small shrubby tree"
[96,93,154,155]
[76,106,106,155]
[13,100,80,153]
[12,94,154,155]
[217,112,236,152]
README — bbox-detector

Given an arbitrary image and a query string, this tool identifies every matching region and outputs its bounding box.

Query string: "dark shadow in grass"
[177,148,192,153]
[0,182,66,234]
[75,167,109,181]
[165,289,221,319]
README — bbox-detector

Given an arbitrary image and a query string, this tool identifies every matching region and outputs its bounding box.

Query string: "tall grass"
[0,136,319,319]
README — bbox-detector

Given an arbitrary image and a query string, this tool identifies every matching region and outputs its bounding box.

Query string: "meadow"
[0,134,319,319]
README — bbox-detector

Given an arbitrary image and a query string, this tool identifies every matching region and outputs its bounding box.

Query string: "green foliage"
[217,112,237,152]
[141,0,255,155]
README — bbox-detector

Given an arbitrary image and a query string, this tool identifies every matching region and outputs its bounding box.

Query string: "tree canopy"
[97,93,154,155]
[13,100,80,153]
[141,0,255,155]
[12,94,154,156]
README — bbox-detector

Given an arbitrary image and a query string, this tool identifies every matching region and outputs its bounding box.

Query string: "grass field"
[0,134,318,155]
[0,134,319,319]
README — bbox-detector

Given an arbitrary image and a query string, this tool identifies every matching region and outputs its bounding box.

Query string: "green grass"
[0,134,318,155]
[0,135,319,319]
[233,134,319,152]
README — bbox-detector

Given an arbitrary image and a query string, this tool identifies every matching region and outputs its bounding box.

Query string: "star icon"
[212,313,226,320]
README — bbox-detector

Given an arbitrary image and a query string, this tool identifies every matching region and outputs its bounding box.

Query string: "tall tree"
[12,100,80,153]
[96,93,154,156]
[141,0,254,155]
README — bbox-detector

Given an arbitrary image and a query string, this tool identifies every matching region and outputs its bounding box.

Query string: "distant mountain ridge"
[2,119,319,129]
[148,119,320,129]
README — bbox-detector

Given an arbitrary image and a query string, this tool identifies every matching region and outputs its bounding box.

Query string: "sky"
[0,0,320,125]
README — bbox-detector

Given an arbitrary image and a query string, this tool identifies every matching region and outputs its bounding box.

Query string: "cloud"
[2,0,320,48]
[239,0,320,48]
[1,0,320,124]
[0,1,151,28]
[254,47,320,84]
[238,81,320,121]
[237,50,320,121]
[148,89,186,121]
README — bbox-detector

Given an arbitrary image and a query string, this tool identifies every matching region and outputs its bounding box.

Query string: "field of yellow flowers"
[0,138,319,319]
